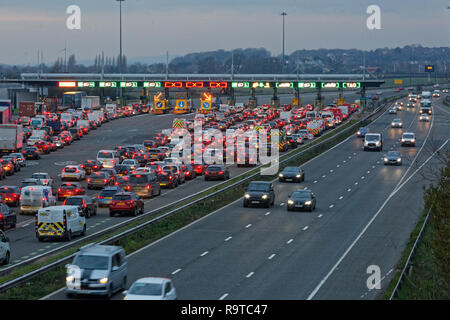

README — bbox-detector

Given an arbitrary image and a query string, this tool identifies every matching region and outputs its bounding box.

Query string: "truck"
[81,96,100,111]
[105,104,117,117]
[88,111,103,127]
[306,120,321,137]
[46,119,63,135]
[337,105,349,120]
[19,101,36,117]
[30,117,44,129]
[421,91,432,100]
[31,129,48,141]
[0,124,24,154]
[0,100,12,122]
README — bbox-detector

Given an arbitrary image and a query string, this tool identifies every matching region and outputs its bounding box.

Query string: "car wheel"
[133,207,137,217]
[121,277,127,291]
[140,206,144,215]
[2,251,9,265]
[243,201,248,208]
[81,224,86,236]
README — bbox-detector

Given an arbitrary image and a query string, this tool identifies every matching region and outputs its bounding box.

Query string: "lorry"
[421,91,431,100]
[30,117,44,130]
[0,124,24,154]
[46,119,63,135]
[81,96,100,111]
[31,129,48,141]
[105,104,117,117]
[0,100,12,122]
[19,101,36,117]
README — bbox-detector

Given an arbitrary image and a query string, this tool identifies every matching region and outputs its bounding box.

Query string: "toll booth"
[199,92,213,114]
[152,92,170,114]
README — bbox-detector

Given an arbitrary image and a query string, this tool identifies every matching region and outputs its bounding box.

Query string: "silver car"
[0,230,10,265]
[391,119,403,128]
[123,277,177,300]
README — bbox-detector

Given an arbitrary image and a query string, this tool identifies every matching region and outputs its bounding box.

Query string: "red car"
[57,182,85,201]
[0,186,21,206]
[109,192,144,217]
[34,141,50,154]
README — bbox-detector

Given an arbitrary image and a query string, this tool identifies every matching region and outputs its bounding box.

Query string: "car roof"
[78,244,122,256]
[134,277,167,285]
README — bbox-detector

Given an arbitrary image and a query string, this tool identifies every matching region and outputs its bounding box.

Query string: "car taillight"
[0,213,3,220]
[93,165,98,169]
[98,196,103,199]
[87,178,91,183]
[146,185,151,190]
[127,200,134,205]
[169,175,173,180]
[75,169,79,173]
[42,197,45,202]
[218,171,224,174]
[75,189,79,192]
[186,171,190,175]
[104,179,108,183]
[58,188,62,192]
[126,185,131,190]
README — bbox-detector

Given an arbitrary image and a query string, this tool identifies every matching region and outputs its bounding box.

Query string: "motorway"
[42,92,450,300]
[1,89,385,269]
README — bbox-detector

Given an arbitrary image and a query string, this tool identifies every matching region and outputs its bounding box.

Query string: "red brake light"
[104,179,107,183]
[146,185,151,190]
[75,169,79,173]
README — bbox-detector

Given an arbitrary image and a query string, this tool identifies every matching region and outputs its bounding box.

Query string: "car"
[31,172,54,188]
[114,164,132,177]
[97,150,120,169]
[100,168,119,184]
[406,102,414,109]
[109,192,144,217]
[51,136,65,149]
[180,164,197,180]
[27,136,43,146]
[401,132,416,147]
[63,196,97,218]
[81,160,103,175]
[68,128,80,140]
[126,173,161,198]
[286,189,317,212]
[148,148,165,161]
[34,141,50,154]
[0,230,10,265]
[162,165,186,184]
[0,202,17,231]
[132,153,149,166]
[384,151,402,166]
[376,91,382,95]
[23,146,40,160]
[388,108,397,114]
[0,186,21,207]
[57,182,85,201]
[123,277,177,300]
[204,165,230,181]
[363,133,383,151]
[20,178,43,189]
[243,181,275,208]
[356,127,370,138]
[87,171,114,189]
[61,165,86,181]
[143,140,158,150]
[391,119,403,128]
[122,159,138,171]
[2,155,21,172]
[20,185,56,215]
[0,166,5,180]
[98,187,125,208]
[0,159,15,176]
[419,113,430,122]
[66,244,127,298]
[157,170,178,189]
[278,166,305,182]
[9,153,26,167]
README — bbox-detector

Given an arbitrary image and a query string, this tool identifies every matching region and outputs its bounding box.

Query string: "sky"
[0,0,449,65]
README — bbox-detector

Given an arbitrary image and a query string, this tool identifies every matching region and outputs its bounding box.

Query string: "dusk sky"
[0,0,449,65]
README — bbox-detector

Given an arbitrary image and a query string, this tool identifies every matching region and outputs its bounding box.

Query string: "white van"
[20,185,56,214]
[36,205,86,241]
[97,150,120,168]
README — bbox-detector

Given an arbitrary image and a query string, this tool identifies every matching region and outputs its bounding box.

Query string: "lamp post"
[281,12,287,74]
[117,0,125,103]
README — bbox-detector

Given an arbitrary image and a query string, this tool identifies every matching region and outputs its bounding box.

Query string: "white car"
[0,230,10,265]
[123,277,176,300]
[134,167,153,174]
[10,153,26,167]
[97,150,120,169]
[376,91,383,95]
[31,172,54,187]
[27,136,42,146]
[419,113,430,122]
[122,159,138,171]
[61,165,86,181]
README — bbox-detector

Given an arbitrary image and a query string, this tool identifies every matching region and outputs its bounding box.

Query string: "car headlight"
[397,158,402,162]
[376,141,381,146]
[411,139,415,143]
[384,158,388,162]
[305,201,312,205]
[287,200,294,205]
[391,123,395,126]
[296,174,301,178]
[99,277,109,284]
[401,139,405,142]
[262,194,268,200]
[279,173,283,177]
[357,131,361,135]
[244,194,250,199]
[399,123,402,126]
[66,275,74,282]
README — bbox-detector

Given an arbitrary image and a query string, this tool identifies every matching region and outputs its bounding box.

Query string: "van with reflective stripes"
[36,205,86,241]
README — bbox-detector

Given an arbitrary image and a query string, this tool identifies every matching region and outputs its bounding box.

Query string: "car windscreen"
[247,183,269,192]
[64,198,83,205]
[128,282,162,296]
[0,187,17,193]
[32,174,47,179]
[283,167,299,173]
[365,135,379,142]
[291,190,312,199]
[73,255,109,270]
[129,175,148,184]
[100,189,118,197]
[61,184,77,189]
[64,167,77,173]
[98,152,113,159]
[403,134,414,139]
[112,194,132,200]
[92,173,106,178]
[206,166,222,172]
[387,151,400,157]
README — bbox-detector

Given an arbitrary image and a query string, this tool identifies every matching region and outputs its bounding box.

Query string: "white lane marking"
[268,254,276,260]
[367,171,371,174]
[361,176,365,179]
[339,196,343,200]
[200,251,209,257]
[265,211,271,216]
[348,156,352,159]
[245,224,252,229]
[22,223,30,228]
[246,272,255,278]
[304,187,308,190]
[355,182,358,185]
[372,166,375,169]
[280,203,285,206]
[322,175,326,178]
[171,268,181,275]
[303,226,309,231]
[225,236,232,241]
[347,189,351,192]
[329,204,334,208]
[377,161,380,164]
[318,214,323,218]
[219,293,229,300]
[307,139,448,301]
[337,164,340,168]
[287,239,294,244]
[330,169,334,173]
[313,180,318,184]
[353,153,356,155]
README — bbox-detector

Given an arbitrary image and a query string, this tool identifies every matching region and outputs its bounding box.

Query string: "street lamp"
[117,0,125,102]
[281,12,287,74]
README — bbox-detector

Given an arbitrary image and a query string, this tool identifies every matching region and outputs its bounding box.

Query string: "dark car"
[81,160,103,175]
[127,173,161,199]
[114,175,131,189]
[63,196,97,218]
[157,170,178,189]
[0,202,16,230]
[114,164,132,176]
[0,186,21,207]
[286,189,317,212]
[162,165,185,184]
[181,164,197,180]
[109,192,144,217]
[278,166,305,182]
[114,146,128,162]
[2,156,21,172]
[191,162,208,176]
[68,128,80,140]
[143,140,158,149]
[204,165,230,181]
[383,151,402,166]
[148,148,165,161]
[284,135,297,149]
[357,127,370,138]
[100,168,118,184]
[98,186,125,208]
[87,172,114,189]
[243,181,275,208]
[0,166,5,180]
[132,153,149,167]
[34,141,50,154]
[0,160,15,176]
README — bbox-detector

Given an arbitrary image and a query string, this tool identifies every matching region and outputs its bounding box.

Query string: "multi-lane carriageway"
[0,89,380,270]
[41,93,450,299]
